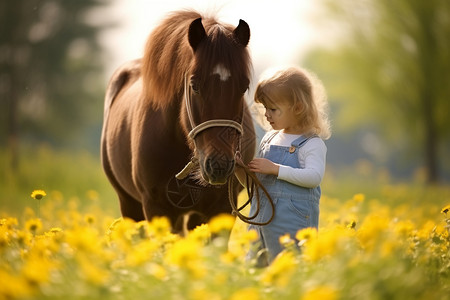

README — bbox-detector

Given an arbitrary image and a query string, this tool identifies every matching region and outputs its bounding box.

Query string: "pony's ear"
[188,18,207,52]
[233,19,250,47]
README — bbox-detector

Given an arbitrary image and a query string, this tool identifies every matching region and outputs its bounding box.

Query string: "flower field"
[1,184,449,300]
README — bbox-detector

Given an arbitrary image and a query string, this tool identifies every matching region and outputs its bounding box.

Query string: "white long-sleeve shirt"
[265,131,327,188]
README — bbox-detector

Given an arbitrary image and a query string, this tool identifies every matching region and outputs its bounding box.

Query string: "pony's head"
[184,17,251,185]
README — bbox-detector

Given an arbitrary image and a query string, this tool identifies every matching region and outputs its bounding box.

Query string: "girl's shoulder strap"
[260,130,280,145]
[291,134,319,148]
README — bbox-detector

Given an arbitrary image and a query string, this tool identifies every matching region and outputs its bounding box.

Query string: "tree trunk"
[422,89,438,184]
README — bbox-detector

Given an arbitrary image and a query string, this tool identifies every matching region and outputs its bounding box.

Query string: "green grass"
[0,144,118,217]
[1,145,450,299]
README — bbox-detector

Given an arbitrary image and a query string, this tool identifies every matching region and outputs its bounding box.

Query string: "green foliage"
[0,0,112,148]
[1,146,450,299]
[1,180,450,299]
[309,0,450,182]
[0,145,118,216]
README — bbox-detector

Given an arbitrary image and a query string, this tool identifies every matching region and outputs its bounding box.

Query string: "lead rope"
[228,154,275,226]
[181,74,274,225]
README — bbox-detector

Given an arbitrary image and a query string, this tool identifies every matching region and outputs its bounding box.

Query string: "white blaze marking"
[212,64,231,81]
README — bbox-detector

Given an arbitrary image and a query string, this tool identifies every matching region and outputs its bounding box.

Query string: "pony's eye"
[190,78,200,94]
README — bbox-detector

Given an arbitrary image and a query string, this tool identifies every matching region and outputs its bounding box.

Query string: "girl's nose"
[264,109,270,118]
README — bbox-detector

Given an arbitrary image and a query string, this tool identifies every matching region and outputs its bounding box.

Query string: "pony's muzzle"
[203,157,235,185]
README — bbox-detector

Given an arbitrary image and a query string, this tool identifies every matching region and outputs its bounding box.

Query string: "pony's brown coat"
[101,10,255,231]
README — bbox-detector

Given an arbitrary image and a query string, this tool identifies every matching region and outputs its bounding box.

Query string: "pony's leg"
[119,195,145,222]
[101,153,145,221]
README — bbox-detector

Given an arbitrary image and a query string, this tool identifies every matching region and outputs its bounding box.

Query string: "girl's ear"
[292,102,303,115]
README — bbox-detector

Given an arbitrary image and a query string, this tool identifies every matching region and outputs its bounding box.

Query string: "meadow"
[1,146,449,300]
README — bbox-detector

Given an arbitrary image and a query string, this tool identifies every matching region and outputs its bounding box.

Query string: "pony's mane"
[141,10,251,109]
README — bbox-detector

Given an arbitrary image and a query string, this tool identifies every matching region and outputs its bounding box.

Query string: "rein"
[228,153,275,226]
[175,74,275,226]
[176,74,243,180]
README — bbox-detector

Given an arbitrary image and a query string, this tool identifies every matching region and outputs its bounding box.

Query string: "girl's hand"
[248,158,279,176]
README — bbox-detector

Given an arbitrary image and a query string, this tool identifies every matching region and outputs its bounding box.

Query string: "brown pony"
[101,10,255,231]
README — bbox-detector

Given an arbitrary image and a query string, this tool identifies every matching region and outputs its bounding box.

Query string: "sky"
[100,0,326,77]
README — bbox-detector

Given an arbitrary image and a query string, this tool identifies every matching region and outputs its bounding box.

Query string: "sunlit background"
[1,0,449,213]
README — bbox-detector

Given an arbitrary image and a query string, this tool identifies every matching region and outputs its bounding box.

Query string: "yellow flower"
[30,189,46,200]
[65,227,101,254]
[147,263,167,280]
[356,214,390,251]
[77,255,109,285]
[164,238,205,278]
[230,287,260,300]
[209,213,235,233]
[260,251,297,287]
[1,217,18,229]
[86,189,99,201]
[302,227,353,262]
[279,233,295,248]
[165,238,200,266]
[393,220,415,238]
[441,204,450,215]
[0,270,35,299]
[189,223,211,243]
[126,239,159,266]
[21,254,55,285]
[352,193,365,203]
[25,218,43,234]
[0,226,10,248]
[302,285,339,300]
[296,227,318,242]
[148,216,172,237]
[84,214,96,225]
[347,220,357,229]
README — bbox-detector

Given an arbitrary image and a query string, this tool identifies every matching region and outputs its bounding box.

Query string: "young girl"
[246,66,331,266]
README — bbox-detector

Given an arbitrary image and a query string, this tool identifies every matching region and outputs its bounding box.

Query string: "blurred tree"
[0,0,110,168]
[310,0,450,183]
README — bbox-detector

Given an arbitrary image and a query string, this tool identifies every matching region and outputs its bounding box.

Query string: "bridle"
[175,74,243,179]
[183,75,243,141]
[175,73,275,226]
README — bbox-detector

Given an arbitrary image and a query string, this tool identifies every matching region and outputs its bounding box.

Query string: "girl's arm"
[248,138,327,188]
[277,138,327,188]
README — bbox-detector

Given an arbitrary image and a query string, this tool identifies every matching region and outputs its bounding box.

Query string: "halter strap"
[188,119,242,139]
[184,74,243,140]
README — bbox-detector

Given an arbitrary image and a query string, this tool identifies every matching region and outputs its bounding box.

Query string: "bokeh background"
[1,0,449,215]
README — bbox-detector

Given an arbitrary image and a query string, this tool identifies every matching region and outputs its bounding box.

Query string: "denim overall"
[248,131,321,265]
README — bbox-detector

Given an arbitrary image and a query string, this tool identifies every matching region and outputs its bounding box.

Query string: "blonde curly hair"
[253,66,331,140]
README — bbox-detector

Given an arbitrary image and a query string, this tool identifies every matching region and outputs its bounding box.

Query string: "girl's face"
[264,102,300,134]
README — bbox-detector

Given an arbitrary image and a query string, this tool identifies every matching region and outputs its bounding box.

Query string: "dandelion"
[86,189,99,202]
[189,223,211,243]
[147,263,167,280]
[25,218,43,235]
[303,285,339,300]
[260,251,297,287]
[347,220,357,229]
[21,254,55,285]
[279,233,295,248]
[208,213,235,233]
[31,189,46,218]
[148,216,171,237]
[84,214,96,225]
[296,227,318,243]
[164,238,205,278]
[77,255,109,285]
[1,217,18,229]
[353,193,365,203]
[441,204,450,215]
[230,287,260,300]
[31,190,46,200]
[0,270,35,299]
